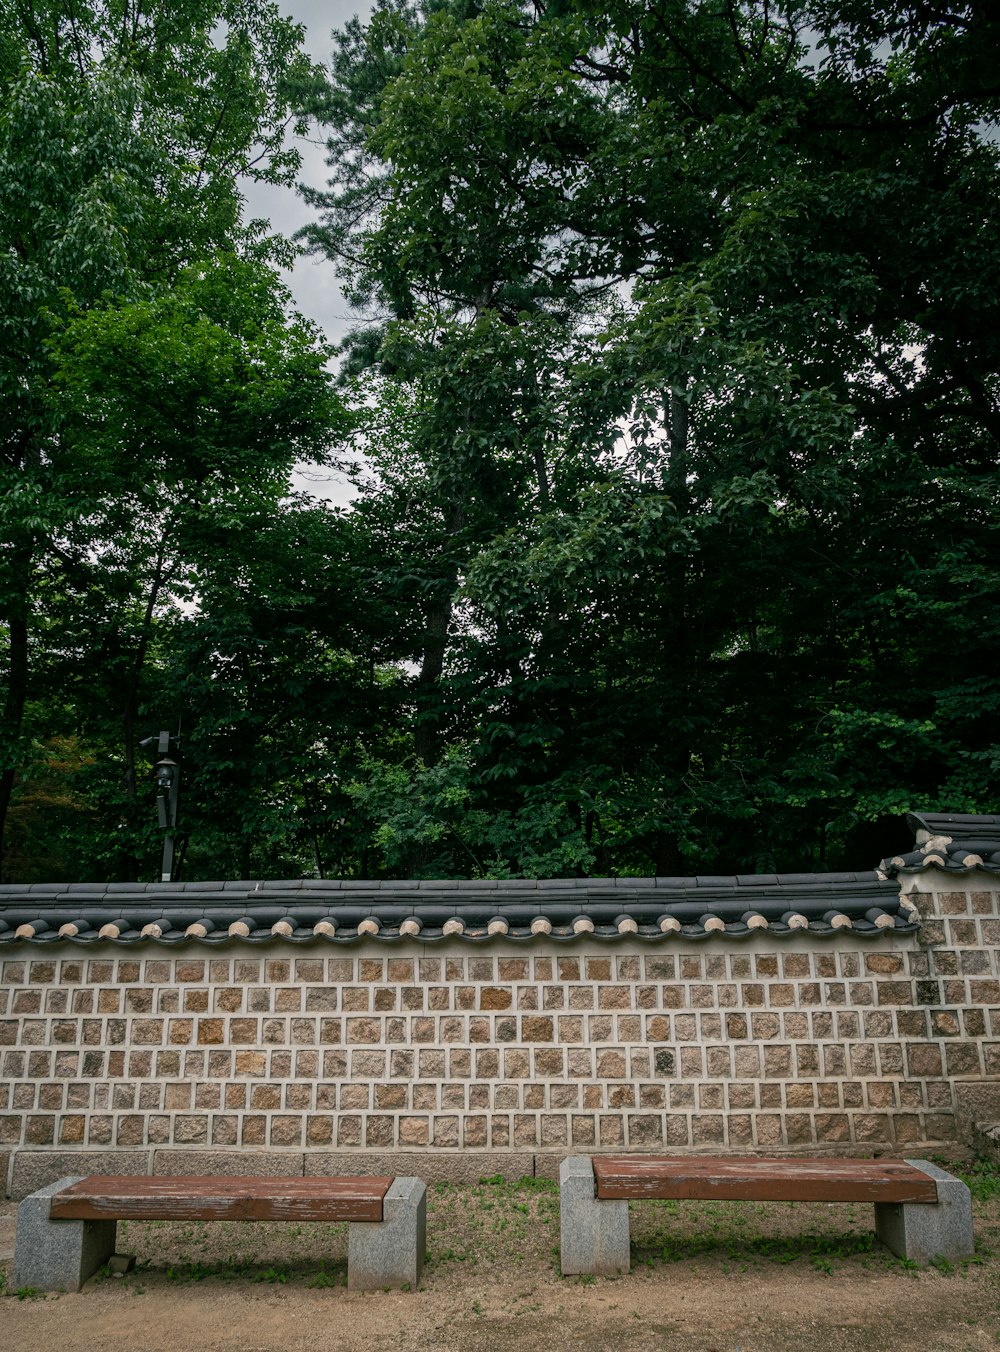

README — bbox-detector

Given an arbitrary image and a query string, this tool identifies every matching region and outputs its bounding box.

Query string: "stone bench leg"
[875,1159,974,1265]
[347,1176,426,1290]
[12,1177,118,1293]
[560,1156,630,1276]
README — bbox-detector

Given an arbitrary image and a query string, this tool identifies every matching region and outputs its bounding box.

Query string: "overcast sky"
[243,1,374,346]
[241,2,375,501]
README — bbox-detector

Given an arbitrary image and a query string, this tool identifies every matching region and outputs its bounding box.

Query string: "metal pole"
[161,832,176,884]
[143,728,182,882]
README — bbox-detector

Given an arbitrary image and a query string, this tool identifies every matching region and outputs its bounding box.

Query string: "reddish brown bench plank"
[592,1156,939,1204]
[49,1175,392,1224]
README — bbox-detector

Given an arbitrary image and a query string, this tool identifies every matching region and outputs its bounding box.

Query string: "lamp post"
[142,730,182,881]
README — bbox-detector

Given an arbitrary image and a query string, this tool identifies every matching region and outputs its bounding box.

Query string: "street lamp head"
[154,759,177,789]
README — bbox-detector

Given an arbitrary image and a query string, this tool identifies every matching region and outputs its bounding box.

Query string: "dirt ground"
[3,1169,999,1352]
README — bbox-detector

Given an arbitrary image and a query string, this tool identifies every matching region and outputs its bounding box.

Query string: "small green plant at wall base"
[307,1273,335,1288]
[958,1163,1000,1203]
[250,1266,290,1284]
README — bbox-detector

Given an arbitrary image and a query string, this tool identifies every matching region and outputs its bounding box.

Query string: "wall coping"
[0,873,914,946]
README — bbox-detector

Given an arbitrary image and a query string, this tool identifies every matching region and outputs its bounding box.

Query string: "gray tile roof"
[0,872,915,946]
[879,813,1000,877]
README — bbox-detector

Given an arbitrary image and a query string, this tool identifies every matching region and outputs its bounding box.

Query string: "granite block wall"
[1,871,998,1196]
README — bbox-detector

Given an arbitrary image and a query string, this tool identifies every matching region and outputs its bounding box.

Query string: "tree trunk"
[528,355,551,510]
[665,384,690,501]
[0,547,31,882]
[653,830,683,876]
[120,527,171,882]
[659,382,693,878]
[413,499,465,765]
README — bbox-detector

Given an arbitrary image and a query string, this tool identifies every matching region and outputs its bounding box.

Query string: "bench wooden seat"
[49,1174,392,1224]
[14,1173,425,1293]
[592,1155,940,1204]
[561,1154,974,1276]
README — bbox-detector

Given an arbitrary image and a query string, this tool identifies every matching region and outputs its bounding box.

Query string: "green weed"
[639,1208,877,1271]
[165,1261,216,1282]
[959,1162,1000,1203]
[306,1270,341,1289]
[250,1265,290,1284]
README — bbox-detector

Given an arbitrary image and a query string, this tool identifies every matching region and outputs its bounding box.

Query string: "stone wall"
[2,870,998,1197]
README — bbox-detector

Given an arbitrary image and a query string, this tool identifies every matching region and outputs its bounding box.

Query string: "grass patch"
[631,1197,883,1274]
[21,1169,995,1298]
[108,1217,351,1287]
[0,1271,44,1301]
[958,1160,1000,1203]
[151,1253,350,1285]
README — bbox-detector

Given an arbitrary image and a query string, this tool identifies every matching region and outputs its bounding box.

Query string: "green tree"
[303,1,617,768]
[38,256,343,876]
[0,1,333,877]
[146,490,405,880]
[305,0,1000,876]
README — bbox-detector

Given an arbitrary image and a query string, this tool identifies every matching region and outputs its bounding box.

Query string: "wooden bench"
[12,1173,426,1292]
[559,1155,974,1275]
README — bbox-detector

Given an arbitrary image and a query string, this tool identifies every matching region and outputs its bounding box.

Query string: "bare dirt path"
[4,1174,998,1352]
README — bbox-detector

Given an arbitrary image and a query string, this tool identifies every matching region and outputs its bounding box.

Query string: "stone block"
[874,1160,974,1265]
[559,1155,629,1276]
[12,1176,117,1291]
[531,1151,566,1181]
[311,1150,529,1184]
[10,1151,149,1200]
[151,1149,305,1176]
[977,1121,1000,1168]
[954,1082,1000,1146]
[347,1176,426,1290]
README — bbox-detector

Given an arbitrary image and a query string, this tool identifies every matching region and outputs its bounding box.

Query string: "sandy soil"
[3,1173,999,1352]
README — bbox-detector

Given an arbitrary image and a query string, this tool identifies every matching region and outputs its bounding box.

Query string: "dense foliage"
[3,0,999,881]
[0,1,348,880]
